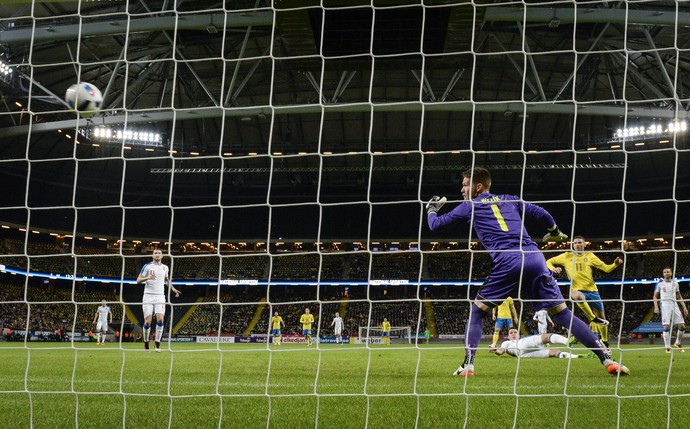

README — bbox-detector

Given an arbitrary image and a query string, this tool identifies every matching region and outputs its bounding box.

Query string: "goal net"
[1,1,689,428]
[358,326,412,344]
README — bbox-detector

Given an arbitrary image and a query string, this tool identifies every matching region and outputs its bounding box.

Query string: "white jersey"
[332,316,343,334]
[140,262,169,295]
[500,335,550,358]
[655,280,680,302]
[656,279,684,326]
[97,305,111,323]
[532,309,552,334]
[533,309,552,325]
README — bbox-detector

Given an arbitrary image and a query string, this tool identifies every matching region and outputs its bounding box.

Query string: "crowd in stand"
[0,236,688,341]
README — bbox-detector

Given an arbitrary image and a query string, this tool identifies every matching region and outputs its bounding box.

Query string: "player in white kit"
[532,309,554,335]
[93,300,112,345]
[490,328,586,359]
[331,312,345,344]
[653,267,688,353]
[136,249,181,352]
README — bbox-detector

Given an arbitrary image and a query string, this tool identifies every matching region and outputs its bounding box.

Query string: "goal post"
[358,326,412,344]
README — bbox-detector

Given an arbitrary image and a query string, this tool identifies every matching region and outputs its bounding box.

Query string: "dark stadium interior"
[1,1,689,242]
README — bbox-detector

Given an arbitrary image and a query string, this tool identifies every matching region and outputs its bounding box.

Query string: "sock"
[600,324,609,343]
[551,308,609,362]
[96,332,101,343]
[156,322,164,343]
[557,352,578,358]
[462,353,476,368]
[548,333,569,346]
[576,301,596,321]
[492,331,500,346]
[663,329,671,348]
[101,332,106,343]
[143,324,150,342]
[466,305,489,358]
[676,330,685,346]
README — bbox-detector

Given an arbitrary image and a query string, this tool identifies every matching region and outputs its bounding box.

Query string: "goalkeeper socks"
[143,324,150,342]
[156,322,164,343]
[548,333,569,346]
[466,304,488,353]
[551,309,606,362]
[462,353,475,368]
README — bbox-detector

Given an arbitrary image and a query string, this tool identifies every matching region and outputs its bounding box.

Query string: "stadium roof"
[0,0,689,240]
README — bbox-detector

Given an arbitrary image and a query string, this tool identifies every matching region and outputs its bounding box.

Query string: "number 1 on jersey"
[491,204,509,231]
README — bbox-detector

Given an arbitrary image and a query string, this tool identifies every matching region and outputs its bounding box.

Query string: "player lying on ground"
[489,328,590,359]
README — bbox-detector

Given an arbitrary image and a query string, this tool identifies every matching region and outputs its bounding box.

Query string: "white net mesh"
[1,1,690,428]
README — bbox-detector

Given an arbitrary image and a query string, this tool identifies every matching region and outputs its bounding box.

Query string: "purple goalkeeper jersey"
[427,192,564,309]
[427,192,555,259]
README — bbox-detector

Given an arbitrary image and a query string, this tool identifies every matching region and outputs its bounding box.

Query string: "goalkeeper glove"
[543,226,568,243]
[426,196,447,214]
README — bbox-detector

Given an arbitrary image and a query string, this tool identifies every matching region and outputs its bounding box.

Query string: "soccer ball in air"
[65,82,103,117]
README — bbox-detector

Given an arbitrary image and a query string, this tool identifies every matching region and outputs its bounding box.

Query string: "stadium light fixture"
[0,60,14,84]
[612,121,686,143]
[90,126,164,147]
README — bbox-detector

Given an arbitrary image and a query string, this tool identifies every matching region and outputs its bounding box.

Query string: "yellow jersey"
[300,313,314,330]
[382,321,391,333]
[546,252,619,292]
[496,297,514,319]
[271,316,283,330]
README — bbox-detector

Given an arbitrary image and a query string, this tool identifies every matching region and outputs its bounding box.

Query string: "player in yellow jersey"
[271,311,285,345]
[491,296,518,348]
[300,308,315,346]
[381,318,391,345]
[546,236,623,350]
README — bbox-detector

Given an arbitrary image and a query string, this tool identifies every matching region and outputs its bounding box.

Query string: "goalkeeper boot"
[673,344,685,353]
[452,364,474,377]
[603,359,630,376]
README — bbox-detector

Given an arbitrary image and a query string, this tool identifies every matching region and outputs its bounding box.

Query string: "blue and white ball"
[65,82,103,116]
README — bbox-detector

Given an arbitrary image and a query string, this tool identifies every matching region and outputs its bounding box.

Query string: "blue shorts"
[494,318,513,329]
[272,329,281,335]
[476,248,564,311]
[580,291,604,311]
[303,329,311,336]
[382,332,390,337]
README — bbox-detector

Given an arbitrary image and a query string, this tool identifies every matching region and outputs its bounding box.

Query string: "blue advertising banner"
[633,322,663,333]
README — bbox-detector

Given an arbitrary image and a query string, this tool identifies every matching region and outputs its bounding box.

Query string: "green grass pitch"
[0,341,687,429]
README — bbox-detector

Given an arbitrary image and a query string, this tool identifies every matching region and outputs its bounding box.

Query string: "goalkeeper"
[426,167,628,377]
